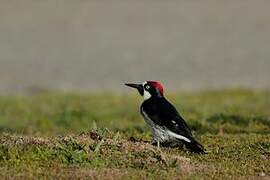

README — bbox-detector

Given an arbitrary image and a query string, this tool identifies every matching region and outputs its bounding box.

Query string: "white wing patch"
[167,130,191,143]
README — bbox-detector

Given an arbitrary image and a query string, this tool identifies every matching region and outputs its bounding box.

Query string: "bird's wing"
[142,97,193,139]
[141,97,205,153]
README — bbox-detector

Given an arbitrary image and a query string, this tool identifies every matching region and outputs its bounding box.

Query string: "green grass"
[0,89,269,179]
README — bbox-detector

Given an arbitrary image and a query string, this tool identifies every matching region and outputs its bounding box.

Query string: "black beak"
[125,83,144,96]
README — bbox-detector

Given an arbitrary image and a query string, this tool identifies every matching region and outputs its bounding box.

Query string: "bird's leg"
[157,140,160,148]
[150,139,157,146]
[150,135,159,146]
[161,141,183,148]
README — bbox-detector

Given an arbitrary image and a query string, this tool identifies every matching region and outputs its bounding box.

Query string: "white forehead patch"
[142,81,151,100]
[142,81,147,86]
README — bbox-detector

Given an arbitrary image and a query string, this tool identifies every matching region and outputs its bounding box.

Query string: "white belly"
[141,109,173,142]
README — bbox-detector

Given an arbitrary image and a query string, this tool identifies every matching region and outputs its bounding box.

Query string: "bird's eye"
[145,85,150,90]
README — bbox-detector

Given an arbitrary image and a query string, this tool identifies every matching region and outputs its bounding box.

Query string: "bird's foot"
[151,139,162,148]
[150,140,170,148]
[151,140,184,148]
[150,139,157,146]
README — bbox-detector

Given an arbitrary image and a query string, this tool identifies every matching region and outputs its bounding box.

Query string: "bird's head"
[125,81,164,100]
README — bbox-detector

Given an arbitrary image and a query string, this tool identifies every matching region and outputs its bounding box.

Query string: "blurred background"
[0,2,269,178]
[0,0,270,94]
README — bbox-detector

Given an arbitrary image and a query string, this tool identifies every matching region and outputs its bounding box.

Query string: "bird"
[125,81,205,153]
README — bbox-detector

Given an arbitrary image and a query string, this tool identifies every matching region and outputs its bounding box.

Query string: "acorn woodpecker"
[125,81,205,153]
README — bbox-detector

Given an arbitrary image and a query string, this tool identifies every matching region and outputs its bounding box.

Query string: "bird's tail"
[182,138,205,153]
